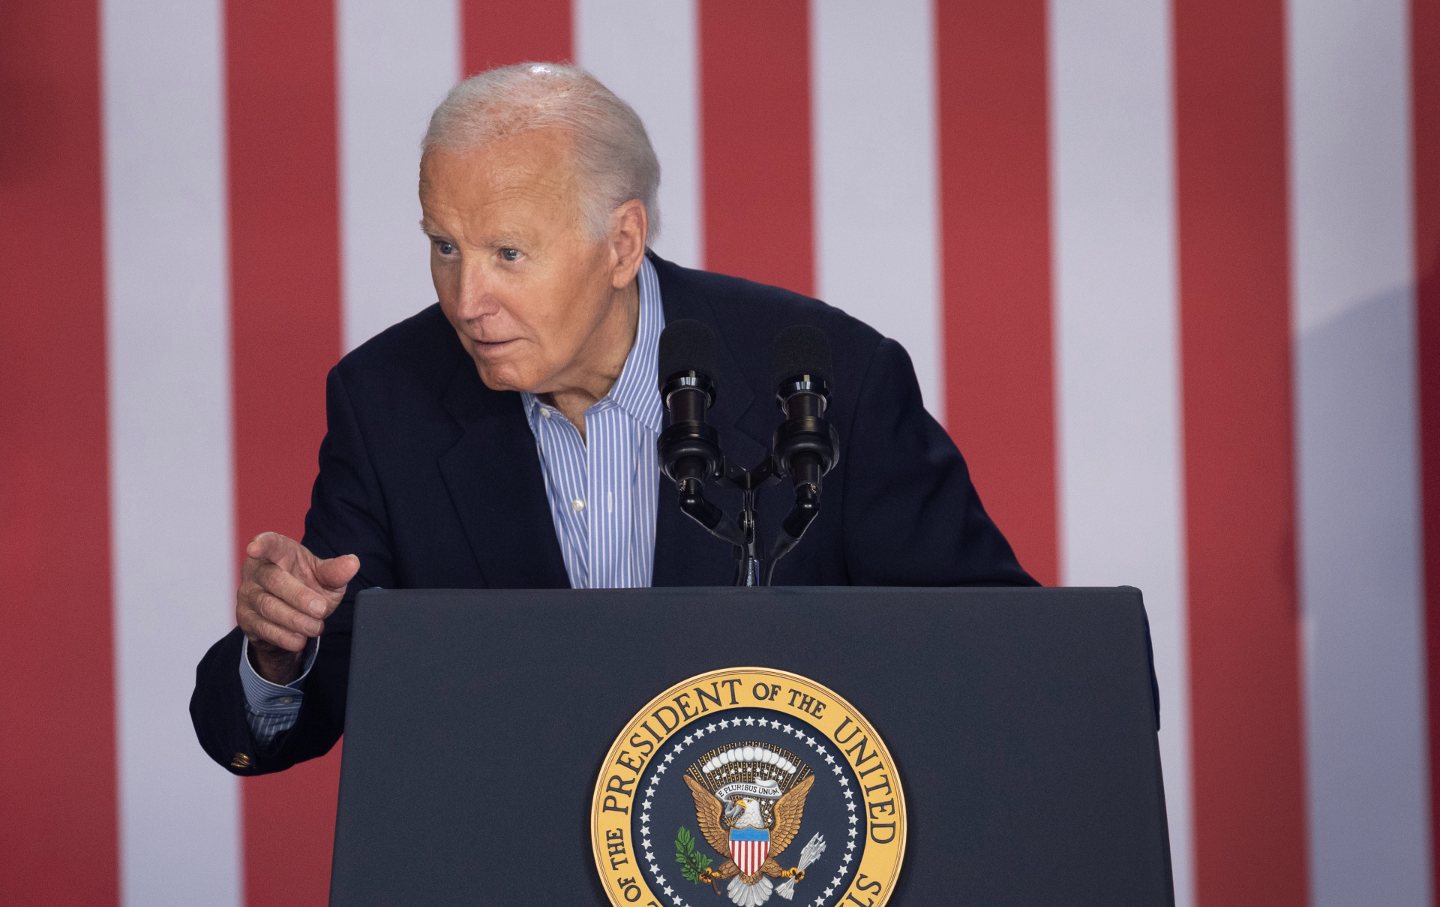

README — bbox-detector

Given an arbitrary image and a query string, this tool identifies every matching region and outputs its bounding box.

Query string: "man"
[192,63,1033,775]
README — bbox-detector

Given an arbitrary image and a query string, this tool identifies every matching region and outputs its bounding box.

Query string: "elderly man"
[192,63,1032,775]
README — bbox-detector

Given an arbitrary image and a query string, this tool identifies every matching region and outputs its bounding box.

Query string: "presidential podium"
[329,587,1173,906]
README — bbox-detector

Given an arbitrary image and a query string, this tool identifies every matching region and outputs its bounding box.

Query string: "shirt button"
[279,696,293,705]
[540,408,552,419]
[571,498,586,512]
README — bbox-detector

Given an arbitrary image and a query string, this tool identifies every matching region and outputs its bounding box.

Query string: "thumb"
[314,553,361,592]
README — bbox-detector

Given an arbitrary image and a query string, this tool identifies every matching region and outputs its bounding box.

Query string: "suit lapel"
[651,255,771,587]
[437,359,570,589]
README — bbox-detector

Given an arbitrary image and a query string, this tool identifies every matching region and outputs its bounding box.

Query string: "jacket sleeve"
[190,364,395,775]
[838,336,1037,587]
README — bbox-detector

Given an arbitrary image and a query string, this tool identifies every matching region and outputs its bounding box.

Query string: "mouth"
[470,337,518,355]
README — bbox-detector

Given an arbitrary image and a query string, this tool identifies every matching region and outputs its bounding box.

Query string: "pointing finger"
[245,531,296,565]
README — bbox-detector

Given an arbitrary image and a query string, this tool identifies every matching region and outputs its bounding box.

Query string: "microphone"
[657,319,722,489]
[771,325,839,495]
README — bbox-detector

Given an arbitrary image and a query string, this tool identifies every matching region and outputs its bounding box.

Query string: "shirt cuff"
[239,635,320,717]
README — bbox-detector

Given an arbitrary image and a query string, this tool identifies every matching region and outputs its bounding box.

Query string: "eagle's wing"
[768,774,816,856]
[683,774,731,855]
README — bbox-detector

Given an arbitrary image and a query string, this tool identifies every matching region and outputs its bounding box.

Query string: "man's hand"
[237,532,360,684]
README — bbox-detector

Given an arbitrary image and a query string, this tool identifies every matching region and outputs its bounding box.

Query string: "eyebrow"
[417,219,528,248]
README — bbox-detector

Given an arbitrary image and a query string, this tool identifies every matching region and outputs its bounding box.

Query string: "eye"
[432,238,456,256]
[499,247,521,262]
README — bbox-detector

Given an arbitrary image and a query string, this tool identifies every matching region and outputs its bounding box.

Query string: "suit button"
[230,752,253,770]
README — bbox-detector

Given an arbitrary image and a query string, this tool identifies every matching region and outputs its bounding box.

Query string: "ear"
[608,199,649,289]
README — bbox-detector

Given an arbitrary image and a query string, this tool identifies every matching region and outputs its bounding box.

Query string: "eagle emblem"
[679,743,827,906]
[593,670,906,906]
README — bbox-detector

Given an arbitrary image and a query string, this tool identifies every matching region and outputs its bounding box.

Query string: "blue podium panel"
[330,586,1171,906]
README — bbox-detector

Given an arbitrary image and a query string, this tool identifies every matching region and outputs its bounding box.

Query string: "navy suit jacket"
[191,253,1034,774]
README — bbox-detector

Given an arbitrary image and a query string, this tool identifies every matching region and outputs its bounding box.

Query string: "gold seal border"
[590,666,906,907]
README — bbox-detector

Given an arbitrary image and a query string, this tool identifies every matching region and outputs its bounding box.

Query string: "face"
[419,130,643,401]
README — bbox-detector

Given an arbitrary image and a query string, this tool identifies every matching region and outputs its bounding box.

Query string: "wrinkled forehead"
[421,128,578,193]
[418,130,585,224]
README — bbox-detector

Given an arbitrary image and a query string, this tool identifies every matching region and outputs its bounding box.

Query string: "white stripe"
[338,0,460,353]
[1287,2,1431,903]
[101,0,240,903]
[1047,3,1193,905]
[575,0,703,269]
[811,0,942,410]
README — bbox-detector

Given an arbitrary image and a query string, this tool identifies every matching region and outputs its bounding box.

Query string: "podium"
[329,586,1172,906]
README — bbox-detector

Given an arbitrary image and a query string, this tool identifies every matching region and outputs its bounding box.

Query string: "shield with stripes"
[729,827,770,876]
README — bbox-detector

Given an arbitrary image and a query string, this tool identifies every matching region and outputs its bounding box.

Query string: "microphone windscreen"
[772,324,833,385]
[658,319,719,384]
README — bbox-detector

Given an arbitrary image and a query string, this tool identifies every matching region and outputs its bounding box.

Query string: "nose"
[451,261,501,322]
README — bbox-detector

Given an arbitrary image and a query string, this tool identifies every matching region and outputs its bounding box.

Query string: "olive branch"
[675,827,713,882]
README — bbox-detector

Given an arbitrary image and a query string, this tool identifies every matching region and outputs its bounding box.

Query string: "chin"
[474,368,520,393]
[472,361,535,395]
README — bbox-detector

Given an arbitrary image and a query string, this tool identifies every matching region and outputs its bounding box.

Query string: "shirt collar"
[521,255,666,433]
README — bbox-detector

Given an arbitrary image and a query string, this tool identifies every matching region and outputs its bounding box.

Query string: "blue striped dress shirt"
[239,257,666,741]
[521,256,663,589]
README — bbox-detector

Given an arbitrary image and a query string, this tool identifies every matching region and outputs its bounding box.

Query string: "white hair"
[422,62,661,241]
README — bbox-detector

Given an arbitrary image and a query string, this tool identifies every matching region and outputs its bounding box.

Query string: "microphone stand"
[728,460,774,587]
[669,455,821,587]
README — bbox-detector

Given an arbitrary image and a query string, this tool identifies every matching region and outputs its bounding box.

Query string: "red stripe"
[0,3,118,903]
[461,0,572,74]
[1413,0,1440,900]
[226,3,344,904]
[730,838,767,876]
[699,1,814,296]
[1172,2,1309,902]
[934,2,1058,586]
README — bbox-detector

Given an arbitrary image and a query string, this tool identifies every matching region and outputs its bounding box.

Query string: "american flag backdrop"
[1,0,1436,904]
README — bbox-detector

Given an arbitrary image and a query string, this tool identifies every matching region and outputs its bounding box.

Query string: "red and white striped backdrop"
[2,1,1436,904]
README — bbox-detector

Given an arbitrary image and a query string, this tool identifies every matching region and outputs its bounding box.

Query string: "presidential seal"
[591,668,905,907]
